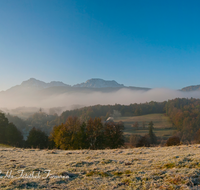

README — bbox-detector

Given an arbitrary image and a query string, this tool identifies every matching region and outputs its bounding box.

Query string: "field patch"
[114,113,176,138]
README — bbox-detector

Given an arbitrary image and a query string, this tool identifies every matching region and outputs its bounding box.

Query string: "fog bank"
[0,88,200,112]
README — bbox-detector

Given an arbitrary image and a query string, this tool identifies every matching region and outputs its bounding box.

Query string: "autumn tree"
[86,117,104,149]
[50,116,88,150]
[104,121,124,149]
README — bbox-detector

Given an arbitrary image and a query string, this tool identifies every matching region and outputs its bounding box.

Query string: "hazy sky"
[0,0,200,91]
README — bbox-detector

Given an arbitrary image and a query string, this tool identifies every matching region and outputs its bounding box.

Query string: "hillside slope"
[181,85,200,91]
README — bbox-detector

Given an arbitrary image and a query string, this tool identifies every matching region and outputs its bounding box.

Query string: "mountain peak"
[21,78,69,89]
[73,78,124,88]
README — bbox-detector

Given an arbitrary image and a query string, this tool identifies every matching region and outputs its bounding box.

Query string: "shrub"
[166,136,180,146]
[137,134,151,147]
[129,134,141,147]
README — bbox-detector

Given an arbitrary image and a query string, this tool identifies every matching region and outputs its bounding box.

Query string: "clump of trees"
[50,116,124,150]
[165,98,200,142]
[0,113,23,146]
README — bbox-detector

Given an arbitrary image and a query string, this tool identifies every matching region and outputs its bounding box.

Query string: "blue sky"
[0,0,200,91]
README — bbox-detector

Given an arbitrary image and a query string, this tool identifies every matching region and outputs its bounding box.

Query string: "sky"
[0,0,200,91]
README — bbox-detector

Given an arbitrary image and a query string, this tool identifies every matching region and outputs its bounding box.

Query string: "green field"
[114,113,177,138]
[0,144,13,148]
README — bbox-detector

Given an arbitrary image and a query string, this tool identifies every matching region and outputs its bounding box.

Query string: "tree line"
[165,98,200,142]
[55,101,166,125]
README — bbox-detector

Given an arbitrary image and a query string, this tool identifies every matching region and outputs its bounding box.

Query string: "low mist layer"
[1,88,200,114]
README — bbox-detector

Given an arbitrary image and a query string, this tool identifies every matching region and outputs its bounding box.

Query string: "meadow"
[0,144,200,189]
[114,114,176,139]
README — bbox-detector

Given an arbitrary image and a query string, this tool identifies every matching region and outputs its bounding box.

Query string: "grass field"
[0,145,200,189]
[0,144,13,148]
[114,114,176,138]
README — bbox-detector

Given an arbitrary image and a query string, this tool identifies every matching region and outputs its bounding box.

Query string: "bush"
[137,134,151,147]
[130,134,141,147]
[166,136,180,146]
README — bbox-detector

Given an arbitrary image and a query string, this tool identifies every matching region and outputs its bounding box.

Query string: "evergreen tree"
[6,123,23,146]
[27,127,48,149]
[0,113,23,146]
[148,121,157,144]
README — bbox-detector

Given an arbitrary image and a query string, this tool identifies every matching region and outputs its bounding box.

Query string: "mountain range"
[2,78,199,92]
[0,78,200,114]
[1,78,150,94]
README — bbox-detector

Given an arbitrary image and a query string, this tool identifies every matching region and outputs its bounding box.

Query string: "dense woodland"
[0,113,23,146]
[1,98,200,149]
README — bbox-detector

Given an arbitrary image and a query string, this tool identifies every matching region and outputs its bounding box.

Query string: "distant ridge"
[73,78,124,88]
[4,78,150,92]
[6,78,200,92]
